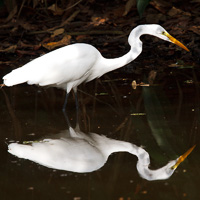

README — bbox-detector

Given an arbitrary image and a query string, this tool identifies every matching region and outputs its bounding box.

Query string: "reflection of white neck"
[91,133,177,181]
[8,127,177,181]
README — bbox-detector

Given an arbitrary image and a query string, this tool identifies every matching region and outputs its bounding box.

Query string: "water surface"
[0,65,199,200]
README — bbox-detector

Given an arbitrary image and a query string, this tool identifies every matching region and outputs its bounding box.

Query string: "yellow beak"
[171,145,196,170]
[164,32,189,52]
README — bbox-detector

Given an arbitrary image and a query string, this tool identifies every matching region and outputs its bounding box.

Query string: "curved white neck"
[99,43,142,76]
[87,26,148,81]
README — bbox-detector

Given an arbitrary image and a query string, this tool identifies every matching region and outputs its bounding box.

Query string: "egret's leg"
[62,88,79,127]
[74,91,79,111]
[62,92,69,112]
[63,109,71,127]
[74,91,79,126]
[62,92,72,127]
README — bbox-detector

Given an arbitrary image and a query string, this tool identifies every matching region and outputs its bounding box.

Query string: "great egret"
[8,126,194,181]
[2,24,189,110]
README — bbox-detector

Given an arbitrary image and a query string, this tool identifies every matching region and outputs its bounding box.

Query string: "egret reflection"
[8,127,194,181]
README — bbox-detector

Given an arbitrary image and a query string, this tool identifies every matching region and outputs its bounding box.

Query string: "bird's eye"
[162,31,166,35]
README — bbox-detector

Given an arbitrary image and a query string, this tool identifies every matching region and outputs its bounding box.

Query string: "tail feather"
[3,68,28,86]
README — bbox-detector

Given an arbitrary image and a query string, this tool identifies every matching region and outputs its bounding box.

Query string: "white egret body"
[8,127,194,181]
[3,24,189,108]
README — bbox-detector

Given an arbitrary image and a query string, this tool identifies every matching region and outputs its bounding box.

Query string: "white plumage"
[3,24,189,108]
[3,44,100,93]
[8,126,194,180]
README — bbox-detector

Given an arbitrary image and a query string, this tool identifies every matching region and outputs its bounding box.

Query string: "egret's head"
[136,145,195,181]
[149,24,189,51]
[128,24,189,52]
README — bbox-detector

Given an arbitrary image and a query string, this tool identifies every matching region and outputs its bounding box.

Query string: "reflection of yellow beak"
[171,145,196,170]
[163,32,189,52]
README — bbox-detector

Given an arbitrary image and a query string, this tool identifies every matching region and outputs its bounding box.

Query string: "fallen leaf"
[16,50,38,56]
[18,20,36,31]
[168,7,182,16]
[0,61,13,65]
[168,7,191,17]
[42,35,71,50]
[48,4,64,16]
[18,41,41,50]
[150,0,171,14]
[76,35,87,41]
[0,45,17,53]
[51,28,65,37]
[123,0,136,16]
[188,26,200,35]
[90,16,108,26]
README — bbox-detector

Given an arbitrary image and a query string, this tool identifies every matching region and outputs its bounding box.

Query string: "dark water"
[0,65,199,200]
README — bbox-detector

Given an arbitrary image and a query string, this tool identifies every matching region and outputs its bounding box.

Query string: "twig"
[61,9,80,26]
[17,0,26,18]
[65,0,83,10]
[44,9,80,33]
